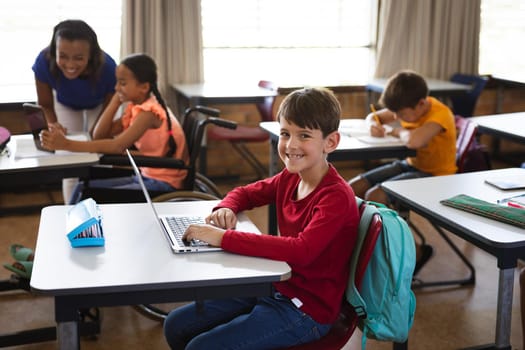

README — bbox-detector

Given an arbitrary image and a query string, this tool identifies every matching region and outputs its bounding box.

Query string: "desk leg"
[55,297,80,350]
[495,268,513,349]
[268,138,278,234]
[57,322,79,350]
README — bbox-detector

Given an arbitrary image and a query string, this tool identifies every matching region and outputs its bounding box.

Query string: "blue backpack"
[346,198,416,348]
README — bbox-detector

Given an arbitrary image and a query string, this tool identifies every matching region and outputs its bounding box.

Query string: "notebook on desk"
[126,149,222,253]
[485,176,525,191]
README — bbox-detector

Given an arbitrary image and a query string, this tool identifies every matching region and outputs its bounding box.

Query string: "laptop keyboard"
[164,216,207,247]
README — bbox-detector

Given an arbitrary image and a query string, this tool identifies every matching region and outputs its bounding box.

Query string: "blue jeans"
[69,175,175,204]
[163,293,331,350]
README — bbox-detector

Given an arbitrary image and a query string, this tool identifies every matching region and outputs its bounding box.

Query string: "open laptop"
[22,103,54,153]
[126,149,222,253]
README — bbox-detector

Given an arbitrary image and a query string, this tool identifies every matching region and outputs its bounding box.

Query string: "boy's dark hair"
[277,87,341,137]
[379,70,429,112]
[120,53,177,158]
[47,19,104,81]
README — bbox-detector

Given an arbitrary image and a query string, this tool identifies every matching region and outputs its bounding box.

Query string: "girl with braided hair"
[41,53,188,204]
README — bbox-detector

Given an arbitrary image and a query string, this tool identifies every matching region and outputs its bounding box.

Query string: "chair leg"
[230,142,267,180]
[410,215,476,289]
[408,220,427,246]
[393,340,408,350]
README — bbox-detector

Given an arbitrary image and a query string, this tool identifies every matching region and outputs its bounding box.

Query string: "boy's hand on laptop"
[183,225,225,247]
[206,208,237,229]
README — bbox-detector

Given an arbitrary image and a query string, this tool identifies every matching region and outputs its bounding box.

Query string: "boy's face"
[393,98,427,122]
[277,117,339,176]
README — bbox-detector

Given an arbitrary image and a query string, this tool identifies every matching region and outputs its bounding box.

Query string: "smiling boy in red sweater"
[163,87,359,350]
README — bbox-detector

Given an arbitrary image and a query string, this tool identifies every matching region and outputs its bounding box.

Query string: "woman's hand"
[47,122,67,135]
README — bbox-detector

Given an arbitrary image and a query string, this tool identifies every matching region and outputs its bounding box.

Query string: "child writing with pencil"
[163,87,360,349]
[348,70,457,274]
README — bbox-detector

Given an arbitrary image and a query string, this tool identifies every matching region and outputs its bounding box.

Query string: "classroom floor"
[0,160,523,350]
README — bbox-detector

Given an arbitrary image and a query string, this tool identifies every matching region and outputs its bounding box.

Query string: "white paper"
[356,135,405,145]
[14,134,90,159]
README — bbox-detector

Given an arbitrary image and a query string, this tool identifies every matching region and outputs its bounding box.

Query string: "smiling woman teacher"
[32,19,117,203]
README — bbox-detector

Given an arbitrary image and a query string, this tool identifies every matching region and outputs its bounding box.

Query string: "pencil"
[370,104,381,125]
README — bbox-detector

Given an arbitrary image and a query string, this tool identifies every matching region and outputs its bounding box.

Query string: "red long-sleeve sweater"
[218,164,359,324]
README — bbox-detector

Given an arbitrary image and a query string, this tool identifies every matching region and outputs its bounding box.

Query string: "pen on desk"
[507,201,525,209]
[497,193,525,204]
[369,104,382,125]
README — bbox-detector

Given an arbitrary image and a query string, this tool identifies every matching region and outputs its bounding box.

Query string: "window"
[0,1,121,92]
[479,0,525,78]
[201,0,376,85]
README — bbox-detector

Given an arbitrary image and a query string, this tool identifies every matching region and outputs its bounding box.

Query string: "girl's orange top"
[121,95,189,188]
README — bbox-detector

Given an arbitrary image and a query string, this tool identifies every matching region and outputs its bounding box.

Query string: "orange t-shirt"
[401,97,457,176]
[121,96,189,188]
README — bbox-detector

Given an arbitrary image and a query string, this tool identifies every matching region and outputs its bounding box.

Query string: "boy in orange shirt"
[349,70,457,273]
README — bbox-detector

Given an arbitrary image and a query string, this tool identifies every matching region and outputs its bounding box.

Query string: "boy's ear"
[324,130,340,153]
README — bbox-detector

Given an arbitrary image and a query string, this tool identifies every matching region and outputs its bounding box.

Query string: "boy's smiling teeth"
[288,153,303,159]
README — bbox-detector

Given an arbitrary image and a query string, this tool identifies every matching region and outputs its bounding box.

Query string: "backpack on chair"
[346,198,416,348]
[455,115,491,173]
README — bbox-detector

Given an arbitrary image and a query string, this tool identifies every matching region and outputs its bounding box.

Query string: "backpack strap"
[346,201,378,318]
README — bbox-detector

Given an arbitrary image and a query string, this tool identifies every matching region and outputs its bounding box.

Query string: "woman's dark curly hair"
[46,19,104,82]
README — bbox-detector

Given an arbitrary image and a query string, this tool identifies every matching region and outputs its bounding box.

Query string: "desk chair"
[281,200,407,350]
[407,116,490,289]
[449,73,489,118]
[80,106,237,203]
[206,80,277,180]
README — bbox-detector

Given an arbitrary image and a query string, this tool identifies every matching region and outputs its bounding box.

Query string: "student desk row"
[382,167,525,350]
[30,200,291,350]
[171,78,470,177]
[470,112,525,145]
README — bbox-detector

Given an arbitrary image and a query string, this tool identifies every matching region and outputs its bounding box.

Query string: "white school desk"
[0,133,99,187]
[490,74,525,114]
[260,119,416,233]
[171,82,278,176]
[30,200,291,350]
[366,78,471,110]
[470,112,525,145]
[366,77,471,99]
[382,167,525,350]
[171,82,277,111]
[0,134,99,214]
